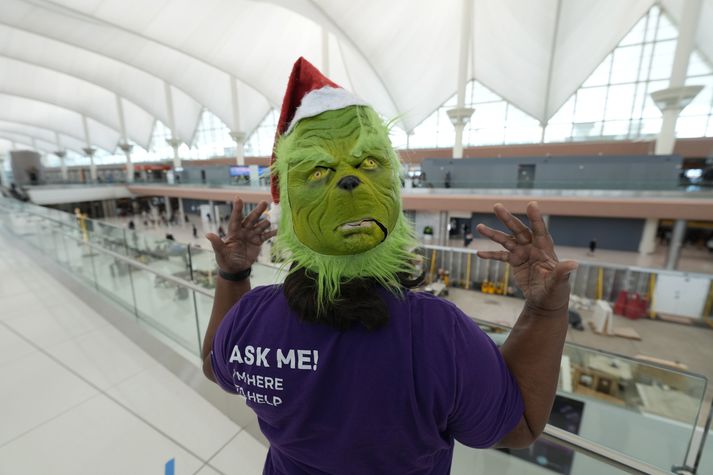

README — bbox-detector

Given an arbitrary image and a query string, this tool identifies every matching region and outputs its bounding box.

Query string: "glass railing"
[419,244,713,322]
[0,196,709,474]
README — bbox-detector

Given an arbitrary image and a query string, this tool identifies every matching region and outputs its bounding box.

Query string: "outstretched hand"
[205,198,277,273]
[476,202,577,314]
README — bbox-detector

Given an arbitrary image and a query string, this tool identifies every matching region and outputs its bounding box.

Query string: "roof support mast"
[229,75,246,166]
[164,81,182,178]
[448,0,474,159]
[81,114,97,182]
[116,94,134,183]
[651,0,703,271]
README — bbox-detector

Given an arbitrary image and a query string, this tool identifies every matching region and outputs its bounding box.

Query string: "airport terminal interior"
[1,0,713,474]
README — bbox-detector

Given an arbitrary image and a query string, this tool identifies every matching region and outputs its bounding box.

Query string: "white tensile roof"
[0,0,710,152]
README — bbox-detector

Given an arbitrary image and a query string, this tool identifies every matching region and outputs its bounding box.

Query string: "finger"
[242,201,269,228]
[228,197,244,233]
[252,218,272,232]
[261,229,278,241]
[205,233,225,252]
[553,260,578,282]
[526,201,553,249]
[493,203,531,244]
[477,250,510,262]
[475,223,516,251]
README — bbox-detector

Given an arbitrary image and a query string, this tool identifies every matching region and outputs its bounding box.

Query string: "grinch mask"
[273,105,418,306]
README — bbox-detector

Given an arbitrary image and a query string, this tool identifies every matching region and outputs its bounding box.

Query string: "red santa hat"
[270,57,368,205]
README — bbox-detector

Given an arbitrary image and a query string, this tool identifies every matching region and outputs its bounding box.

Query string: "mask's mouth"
[337,218,388,241]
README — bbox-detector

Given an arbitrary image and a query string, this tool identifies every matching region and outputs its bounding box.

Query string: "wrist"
[524,299,570,318]
[218,267,252,282]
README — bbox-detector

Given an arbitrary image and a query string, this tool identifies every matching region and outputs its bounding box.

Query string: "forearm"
[201,276,251,373]
[500,299,569,439]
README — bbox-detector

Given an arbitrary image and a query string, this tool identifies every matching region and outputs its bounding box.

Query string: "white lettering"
[277,349,295,369]
[229,345,243,363]
[244,345,255,365]
[256,347,271,367]
[297,349,312,370]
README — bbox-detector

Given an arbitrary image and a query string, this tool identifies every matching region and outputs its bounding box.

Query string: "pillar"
[164,82,182,171]
[230,131,246,166]
[665,219,686,270]
[116,94,134,183]
[164,196,173,222]
[178,197,186,224]
[119,142,134,182]
[208,200,215,223]
[652,0,703,155]
[81,115,97,182]
[54,150,68,181]
[448,0,474,159]
[638,218,658,254]
[249,164,260,187]
[229,76,247,166]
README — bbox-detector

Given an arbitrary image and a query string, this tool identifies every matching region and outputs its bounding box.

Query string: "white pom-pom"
[269,202,280,228]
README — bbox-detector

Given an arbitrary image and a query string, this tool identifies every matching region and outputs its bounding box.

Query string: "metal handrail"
[541,425,672,474]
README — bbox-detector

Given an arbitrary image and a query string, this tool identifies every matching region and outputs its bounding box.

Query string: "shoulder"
[402,290,467,322]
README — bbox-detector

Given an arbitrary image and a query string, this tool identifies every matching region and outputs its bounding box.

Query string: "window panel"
[610,45,643,84]
[583,54,612,87]
[573,87,607,122]
[604,84,636,120]
[676,116,708,138]
[649,39,676,80]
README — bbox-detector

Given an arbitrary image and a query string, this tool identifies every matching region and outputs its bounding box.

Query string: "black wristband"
[218,267,252,281]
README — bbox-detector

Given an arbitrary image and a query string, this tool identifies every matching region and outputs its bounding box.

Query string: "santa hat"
[270,57,368,205]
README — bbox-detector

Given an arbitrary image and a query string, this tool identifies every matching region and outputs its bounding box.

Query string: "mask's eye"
[361,158,378,170]
[309,168,327,181]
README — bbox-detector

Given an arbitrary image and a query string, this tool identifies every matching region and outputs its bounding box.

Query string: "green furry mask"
[273,105,418,306]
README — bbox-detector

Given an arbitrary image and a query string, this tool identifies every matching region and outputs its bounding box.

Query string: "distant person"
[193,224,198,239]
[218,226,226,239]
[588,238,597,256]
[464,224,473,247]
[128,220,135,231]
[444,171,451,188]
[165,233,175,241]
[206,212,212,223]
[184,214,190,223]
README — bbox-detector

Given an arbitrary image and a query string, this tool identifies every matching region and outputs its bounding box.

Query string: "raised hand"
[476,202,577,314]
[205,198,277,273]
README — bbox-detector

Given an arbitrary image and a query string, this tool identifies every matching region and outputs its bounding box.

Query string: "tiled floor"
[0,231,268,475]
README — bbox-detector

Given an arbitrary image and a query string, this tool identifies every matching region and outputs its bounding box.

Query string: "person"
[588,238,597,255]
[202,57,576,475]
[206,212,212,223]
[165,233,175,241]
[192,224,198,239]
[128,220,135,231]
[463,224,473,247]
[217,226,226,239]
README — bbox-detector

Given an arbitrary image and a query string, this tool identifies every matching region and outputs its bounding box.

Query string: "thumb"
[205,233,224,252]
[553,260,578,282]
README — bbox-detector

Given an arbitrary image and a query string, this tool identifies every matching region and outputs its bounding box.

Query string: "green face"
[283,107,400,256]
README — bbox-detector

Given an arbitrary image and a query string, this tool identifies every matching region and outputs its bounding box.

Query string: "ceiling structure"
[0,0,710,155]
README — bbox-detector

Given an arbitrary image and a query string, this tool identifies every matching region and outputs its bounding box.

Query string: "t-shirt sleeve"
[210,291,258,394]
[447,306,524,448]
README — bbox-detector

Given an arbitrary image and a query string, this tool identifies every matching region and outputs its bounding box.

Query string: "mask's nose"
[337,175,361,191]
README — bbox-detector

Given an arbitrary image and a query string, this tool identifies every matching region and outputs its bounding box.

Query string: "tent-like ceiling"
[0,0,710,148]
[0,121,87,154]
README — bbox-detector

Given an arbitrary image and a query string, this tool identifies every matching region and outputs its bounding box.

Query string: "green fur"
[272,105,418,308]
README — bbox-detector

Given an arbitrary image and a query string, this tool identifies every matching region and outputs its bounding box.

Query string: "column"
[54,150,68,181]
[178,197,186,225]
[208,200,215,223]
[230,131,246,166]
[164,82,182,172]
[652,0,704,155]
[229,76,247,166]
[116,94,134,183]
[665,219,686,270]
[81,115,97,182]
[447,0,474,159]
[638,218,658,255]
[164,196,173,222]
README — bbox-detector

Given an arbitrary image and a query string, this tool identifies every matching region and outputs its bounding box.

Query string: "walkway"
[0,231,267,475]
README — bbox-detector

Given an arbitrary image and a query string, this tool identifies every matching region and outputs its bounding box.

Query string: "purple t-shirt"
[211,285,523,474]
